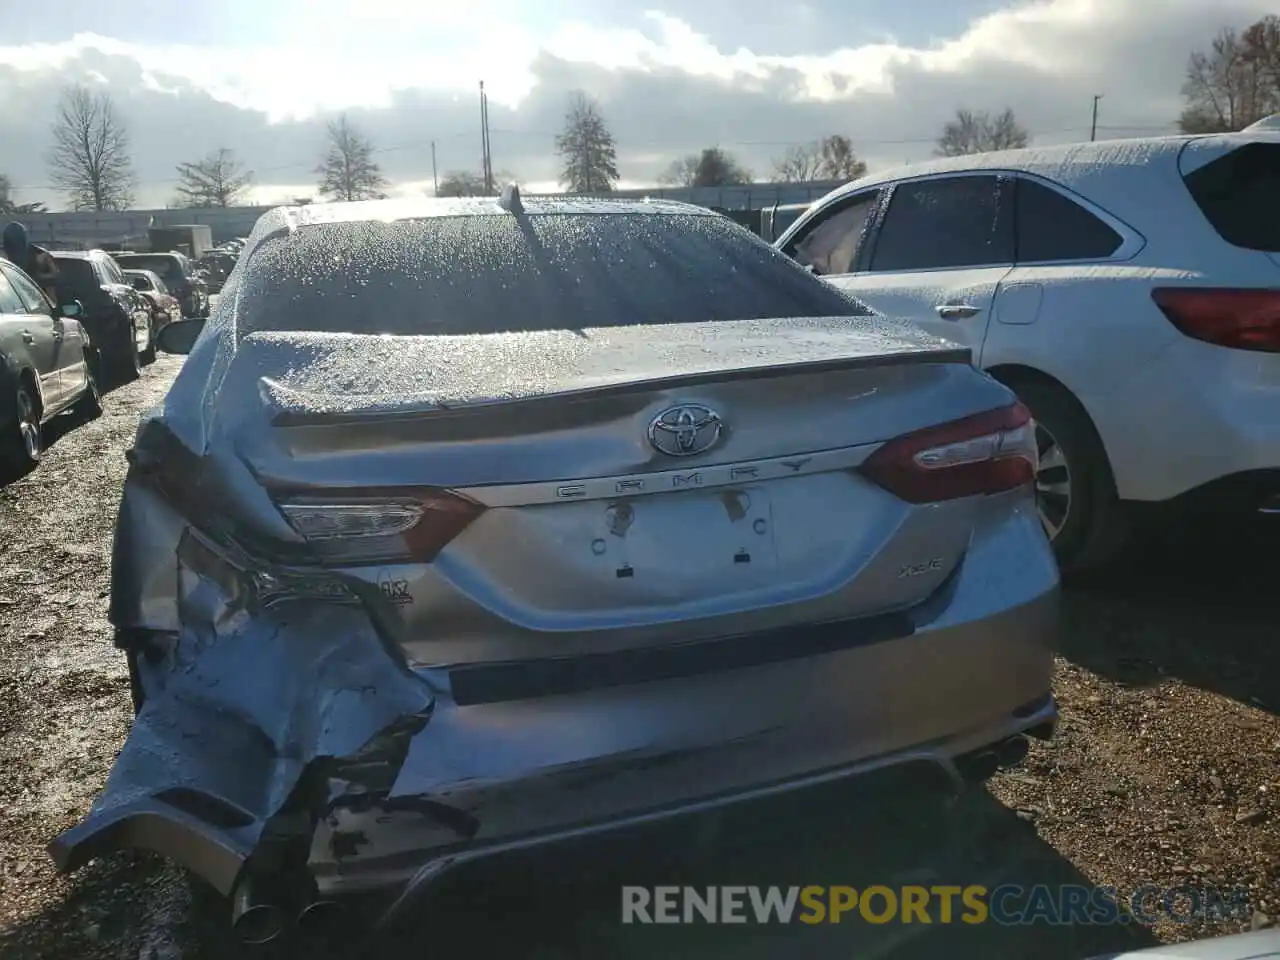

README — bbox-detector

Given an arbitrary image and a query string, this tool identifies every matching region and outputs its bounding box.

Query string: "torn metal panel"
[50,597,433,895]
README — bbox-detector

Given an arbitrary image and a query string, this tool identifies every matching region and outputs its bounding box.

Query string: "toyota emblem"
[647,403,723,457]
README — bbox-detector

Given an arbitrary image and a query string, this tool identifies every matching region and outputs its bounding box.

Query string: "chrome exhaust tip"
[297,899,345,936]
[231,876,284,946]
[995,735,1029,769]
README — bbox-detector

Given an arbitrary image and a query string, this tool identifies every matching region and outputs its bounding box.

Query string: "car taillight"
[859,403,1037,504]
[1151,287,1280,353]
[275,488,485,563]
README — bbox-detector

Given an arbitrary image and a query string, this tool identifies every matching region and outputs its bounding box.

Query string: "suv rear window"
[1182,143,1280,252]
[116,255,185,285]
[239,213,873,336]
[52,258,99,298]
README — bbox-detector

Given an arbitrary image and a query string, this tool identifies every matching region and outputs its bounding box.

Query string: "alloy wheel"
[1034,422,1071,539]
[16,386,40,462]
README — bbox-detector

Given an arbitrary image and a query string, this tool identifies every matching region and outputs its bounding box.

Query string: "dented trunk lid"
[210,318,1012,667]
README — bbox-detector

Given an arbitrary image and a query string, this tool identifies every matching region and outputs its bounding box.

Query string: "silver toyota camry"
[51,190,1058,944]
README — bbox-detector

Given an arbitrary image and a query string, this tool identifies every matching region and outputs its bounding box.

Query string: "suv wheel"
[1013,380,1130,575]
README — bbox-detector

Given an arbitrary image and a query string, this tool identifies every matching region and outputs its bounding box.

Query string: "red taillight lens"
[275,488,485,563]
[859,403,1037,504]
[1151,287,1280,353]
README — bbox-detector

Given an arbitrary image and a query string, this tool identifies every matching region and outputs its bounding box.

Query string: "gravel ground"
[0,355,1276,960]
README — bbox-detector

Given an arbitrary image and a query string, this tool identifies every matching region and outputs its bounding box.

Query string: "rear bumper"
[313,579,1058,903]
[51,503,1059,908]
[1095,338,1280,503]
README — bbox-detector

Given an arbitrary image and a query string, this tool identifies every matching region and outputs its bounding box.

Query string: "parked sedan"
[0,257,101,475]
[114,252,209,318]
[52,192,1058,948]
[50,249,152,384]
[124,269,182,339]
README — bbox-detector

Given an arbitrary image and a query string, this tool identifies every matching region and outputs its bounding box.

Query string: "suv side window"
[789,192,879,276]
[2,262,53,315]
[1015,177,1123,262]
[869,174,1012,272]
[0,267,26,315]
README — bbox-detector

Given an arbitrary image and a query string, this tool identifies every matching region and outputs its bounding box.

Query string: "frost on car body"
[51,196,1058,937]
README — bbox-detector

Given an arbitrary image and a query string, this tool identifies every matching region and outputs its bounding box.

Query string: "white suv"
[776,132,1280,571]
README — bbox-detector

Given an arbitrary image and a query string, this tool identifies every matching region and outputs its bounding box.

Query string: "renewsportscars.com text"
[621,884,1251,926]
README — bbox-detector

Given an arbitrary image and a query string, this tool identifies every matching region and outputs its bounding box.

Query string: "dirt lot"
[0,356,1276,960]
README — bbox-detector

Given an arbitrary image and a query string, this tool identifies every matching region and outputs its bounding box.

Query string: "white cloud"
[0,0,1273,209]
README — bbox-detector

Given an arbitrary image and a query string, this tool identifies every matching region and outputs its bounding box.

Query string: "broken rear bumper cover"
[50,519,1059,917]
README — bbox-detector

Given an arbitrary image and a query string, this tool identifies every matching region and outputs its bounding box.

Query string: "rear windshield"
[52,258,99,297]
[116,255,185,284]
[1182,143,1280,252]
[238,212,872,336]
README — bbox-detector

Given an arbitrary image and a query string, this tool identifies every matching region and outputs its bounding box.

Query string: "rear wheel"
[2,378,42,475]
[126,648,145,715]
[71,354,103,422]
[111,332,142,385]
[1010,379,1129,574]
[140,318,157,366]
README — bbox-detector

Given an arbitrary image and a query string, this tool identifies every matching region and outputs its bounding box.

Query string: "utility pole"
[431,141,438,195]
[1090,94,1103,141]
[479,80,493,195]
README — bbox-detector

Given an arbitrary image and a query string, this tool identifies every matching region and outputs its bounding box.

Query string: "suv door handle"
[21,331,35,344]
[935,304,982,320]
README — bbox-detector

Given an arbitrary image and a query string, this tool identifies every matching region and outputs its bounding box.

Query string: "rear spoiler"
[261,344,972,427]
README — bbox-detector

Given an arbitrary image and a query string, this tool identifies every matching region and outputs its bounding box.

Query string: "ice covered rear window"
[237,212,873,337]
[1182,143,1280,252]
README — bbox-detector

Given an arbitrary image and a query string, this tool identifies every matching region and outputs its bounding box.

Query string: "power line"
[8,121,1183,194]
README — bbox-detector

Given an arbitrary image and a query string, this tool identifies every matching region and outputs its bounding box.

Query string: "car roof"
[791,130,1280,241]
[255,195,714,235]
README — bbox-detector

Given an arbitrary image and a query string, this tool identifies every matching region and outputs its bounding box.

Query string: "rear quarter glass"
[1182,142,1280,253]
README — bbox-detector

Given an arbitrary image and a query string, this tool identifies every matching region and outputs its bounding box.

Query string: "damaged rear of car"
[52,194,1059,944]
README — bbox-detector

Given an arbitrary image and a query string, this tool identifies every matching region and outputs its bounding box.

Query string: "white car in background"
[776,131,1280,572]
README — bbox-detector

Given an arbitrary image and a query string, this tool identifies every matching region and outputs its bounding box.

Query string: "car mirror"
[59,300,84,318]
[156,318,206,355]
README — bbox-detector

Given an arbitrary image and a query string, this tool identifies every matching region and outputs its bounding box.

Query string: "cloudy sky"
[0,0,1271,209]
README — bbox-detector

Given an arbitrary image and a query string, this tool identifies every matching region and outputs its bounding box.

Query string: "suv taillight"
[274,488,485,564]
[1151,288,1280,353]
[859,403,1037,504]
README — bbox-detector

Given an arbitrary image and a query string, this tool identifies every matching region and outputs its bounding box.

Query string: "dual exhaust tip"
[955,734,1030,784]
[231,877,345,946]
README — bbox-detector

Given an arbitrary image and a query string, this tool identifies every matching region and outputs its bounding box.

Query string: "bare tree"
[436,171,491,197]
[1179,18,1280,133]
[669,147,751,188]
[695,148,751,187]
[435,169,519,197]
[174,148,253,208]
[658,155,700,187]
[772,135,868,183]
[47,85,135,211]
[818,135,868,180]
[771,143,823,182]
[935,108,1029,157]
[555,92,620,194]
[316,115,388,202]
